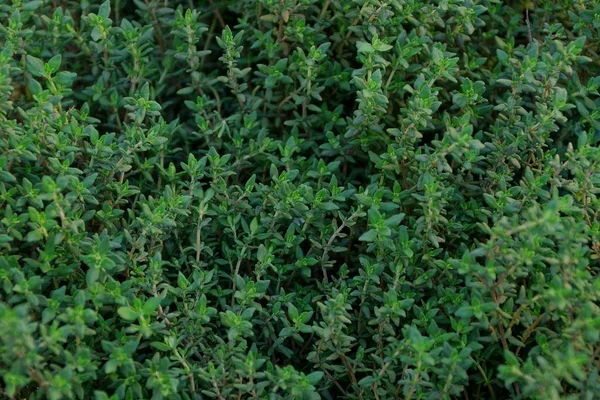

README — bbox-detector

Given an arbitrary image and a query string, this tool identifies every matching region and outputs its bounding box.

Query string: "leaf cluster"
[0,0,599,399]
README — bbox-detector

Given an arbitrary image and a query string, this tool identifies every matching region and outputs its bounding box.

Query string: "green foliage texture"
[1,0,600,399]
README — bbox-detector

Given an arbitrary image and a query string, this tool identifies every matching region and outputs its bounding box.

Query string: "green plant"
[0,0,599,399]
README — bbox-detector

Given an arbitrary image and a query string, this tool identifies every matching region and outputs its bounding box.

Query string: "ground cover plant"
[0,0,599,398]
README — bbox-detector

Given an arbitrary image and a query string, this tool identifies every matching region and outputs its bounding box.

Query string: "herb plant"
[0,0,599,399]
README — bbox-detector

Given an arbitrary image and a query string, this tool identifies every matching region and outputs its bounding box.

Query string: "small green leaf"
[26,56,45,77]
[0,171,16,183]
[25,230,44,242]
[104,359,119,374]
[359,229,378,242]
[117,307,139,321]
[86,267,100,286]
[0,234,12,243]
[306,371,324,385]
[356,41,374,53]
[98,0,111,19]
[259,14,278,23]
[319,202,339,211]
[47,54,62,74]
[358,376,375,386]
[22,0,42,11]
[384,213,405,227]
[91,26,103,41]
[142,297,162,315]
[150,342,170,351]
[287,303,299,320]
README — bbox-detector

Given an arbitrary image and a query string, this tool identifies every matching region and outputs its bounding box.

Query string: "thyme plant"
[0,0,599,399]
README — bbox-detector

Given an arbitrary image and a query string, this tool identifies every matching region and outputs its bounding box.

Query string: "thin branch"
[321,211,360,283]
[315,344,347,395]
[525,8,533,44]
[208,0,226,29]
[516,313,545,356]
[470,357,496,400]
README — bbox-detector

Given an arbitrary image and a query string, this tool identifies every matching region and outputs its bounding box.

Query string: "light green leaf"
[117,306,139,321]
[26,56,45,77]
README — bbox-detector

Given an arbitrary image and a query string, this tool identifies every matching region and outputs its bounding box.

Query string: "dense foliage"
[0,0,599,399]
